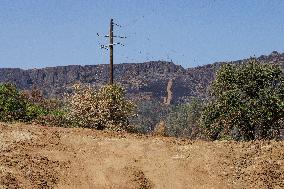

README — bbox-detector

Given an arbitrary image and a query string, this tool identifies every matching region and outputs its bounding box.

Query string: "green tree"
[0,83,49,122]
[0,83,26,121]
[166,99,203,138]
[201,59,284,140]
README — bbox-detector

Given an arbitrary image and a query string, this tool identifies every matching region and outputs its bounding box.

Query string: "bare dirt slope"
[0,123,283,189]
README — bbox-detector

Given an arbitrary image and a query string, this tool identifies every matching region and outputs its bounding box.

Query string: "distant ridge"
[1,52,284,104]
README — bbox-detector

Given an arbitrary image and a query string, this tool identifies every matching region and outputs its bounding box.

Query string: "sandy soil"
[0,122,283,189]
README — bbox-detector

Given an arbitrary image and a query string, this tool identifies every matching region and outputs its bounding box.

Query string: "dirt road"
[0,123,283,189]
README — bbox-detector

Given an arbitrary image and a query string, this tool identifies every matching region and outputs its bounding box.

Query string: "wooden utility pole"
[109,18,114,85]
[98,19,125,84]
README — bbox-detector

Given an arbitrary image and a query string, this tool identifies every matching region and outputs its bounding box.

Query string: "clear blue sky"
[0,0,283,69]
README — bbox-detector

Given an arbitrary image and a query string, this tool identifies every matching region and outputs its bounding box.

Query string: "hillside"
[0,52,284,104]
[0,122,283,189]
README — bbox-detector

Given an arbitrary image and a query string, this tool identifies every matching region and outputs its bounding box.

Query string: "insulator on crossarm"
[114,23,122,27]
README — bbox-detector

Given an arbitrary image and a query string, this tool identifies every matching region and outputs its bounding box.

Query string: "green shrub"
[165,99,203,139]
[35,113,70,127]
[25,103,48,121]
[201,59,284,140]
[129,100,169,134]
[66,84,135,131]
[0,83,59,123]
[21,88,62,112]
[0,83,27,121]
[21,87,67,125]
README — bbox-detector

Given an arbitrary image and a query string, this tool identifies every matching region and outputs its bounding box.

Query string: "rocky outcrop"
[164,79,174,105]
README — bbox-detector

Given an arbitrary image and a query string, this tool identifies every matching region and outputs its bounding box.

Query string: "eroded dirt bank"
[0,123,283,189]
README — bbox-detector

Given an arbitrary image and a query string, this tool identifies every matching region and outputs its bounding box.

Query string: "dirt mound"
[124,166,153,189]
[0,123,70,189]
[218,141,284,189]
[0,123,283,189]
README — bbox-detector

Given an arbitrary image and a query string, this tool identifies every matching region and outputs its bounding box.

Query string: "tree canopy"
[201,59,284,140]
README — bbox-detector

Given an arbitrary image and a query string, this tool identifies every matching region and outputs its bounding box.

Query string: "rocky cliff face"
[1,52,284,104]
